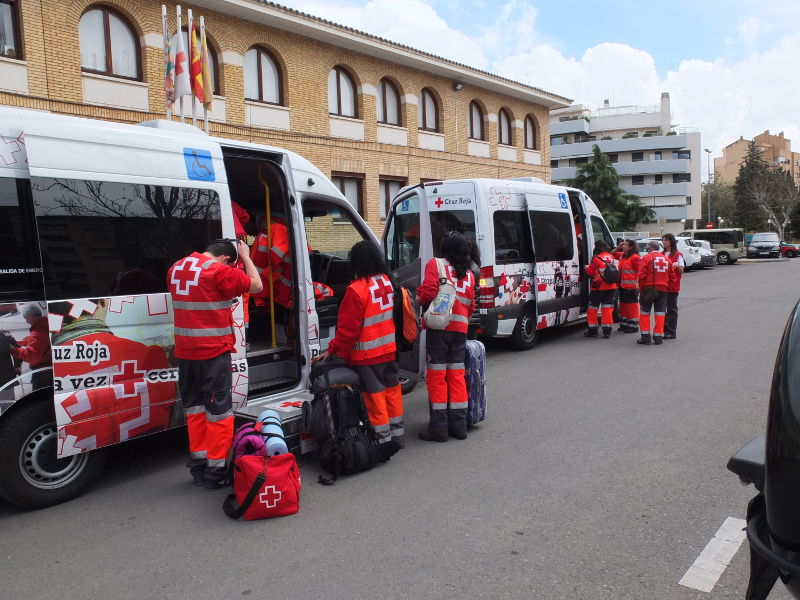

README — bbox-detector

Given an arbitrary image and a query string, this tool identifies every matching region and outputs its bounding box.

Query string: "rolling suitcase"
[464,339,486,426]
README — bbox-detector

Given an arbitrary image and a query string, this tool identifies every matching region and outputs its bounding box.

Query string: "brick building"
[714,130,800,187]
[0,0,570,232]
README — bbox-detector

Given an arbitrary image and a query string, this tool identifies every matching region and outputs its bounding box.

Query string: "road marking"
[679,517,747,593]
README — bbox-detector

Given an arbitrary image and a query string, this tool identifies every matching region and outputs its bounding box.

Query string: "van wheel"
[717,252,730,265]
[399,377,417,395]
[510,310,538,351]
[0,399,106,510]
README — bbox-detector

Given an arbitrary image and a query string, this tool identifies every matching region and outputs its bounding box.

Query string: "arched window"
[524,115,537,150]
[79,6,140,80]
[181,27,220,95]
[376,78,401,126]
[418,88,439,132]
[328,66,357,118]
[244,46,282,104]
[468,100,484,140]
[498,108,513,146]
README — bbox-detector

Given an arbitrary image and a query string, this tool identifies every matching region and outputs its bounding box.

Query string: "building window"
[568,157,589,167]
[672,149,691,159]
[379,176,406,220]
[180,27,220,95]
[0,0,21,59]
[632,175,644,185]
[622,132,639,139]
[686,196,692,205]
[550,160,558,168]
[468,100,484,140]
[328,66,357,118]
[654,174,663,184]
[79,6,141,80]
[607,153,618,164]
[418,88,439,132]
[673,173,691,183]
[244,47,282,104]
[377,78,401,126]
[498,108,513,146]
[632,152,644,162]
[524,115,537,150]
[653,151,662,160]
[331,173,363,215]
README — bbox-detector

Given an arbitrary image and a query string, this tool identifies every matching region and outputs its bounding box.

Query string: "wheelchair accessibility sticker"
[558,192,568,209]
[183,148,215,181]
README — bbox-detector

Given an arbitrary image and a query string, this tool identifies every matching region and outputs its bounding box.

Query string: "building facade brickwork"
[714,131,800,187]
[0,0,569,233]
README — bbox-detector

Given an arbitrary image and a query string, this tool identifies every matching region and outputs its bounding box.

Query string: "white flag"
[171,31,191,98]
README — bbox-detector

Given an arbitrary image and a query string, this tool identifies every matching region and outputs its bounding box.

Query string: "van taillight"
[478,266,495,309]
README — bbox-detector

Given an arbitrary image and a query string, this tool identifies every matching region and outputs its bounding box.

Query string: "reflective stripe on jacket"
[250,219,292,307]
[637,251,671,292]
[618,253,642,289]
[348,274,397,363]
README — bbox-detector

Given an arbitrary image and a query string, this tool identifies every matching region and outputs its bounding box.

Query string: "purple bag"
[231,423,267,461]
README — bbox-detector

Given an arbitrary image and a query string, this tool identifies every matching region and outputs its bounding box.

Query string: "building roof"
[192,0,572,109]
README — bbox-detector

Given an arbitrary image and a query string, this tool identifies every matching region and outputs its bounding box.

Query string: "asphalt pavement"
[1,258,799,600]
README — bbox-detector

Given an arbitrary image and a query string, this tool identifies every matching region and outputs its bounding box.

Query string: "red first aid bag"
[223,453,301,520]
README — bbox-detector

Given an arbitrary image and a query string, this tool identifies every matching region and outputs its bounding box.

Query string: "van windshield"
[432,210,475,257]
[751,233,779,243]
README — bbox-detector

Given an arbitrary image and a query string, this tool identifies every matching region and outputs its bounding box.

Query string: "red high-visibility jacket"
[618,253,642,290]
[418,258,475,334]
[328,274,396,365]
[665,250,684,292]
[250,218,292,307]
[637,251,671,292]
[586,252,618,290]
[11,317,51,369]
[168,251,251,360]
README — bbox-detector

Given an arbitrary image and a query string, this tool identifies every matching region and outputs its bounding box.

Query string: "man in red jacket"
[584,240,618,338]
[636,240,671,345]
[168,239,262,488]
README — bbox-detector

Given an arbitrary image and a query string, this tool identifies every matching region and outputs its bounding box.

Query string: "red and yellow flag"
[199,21,214,109]
[189,24,205,104]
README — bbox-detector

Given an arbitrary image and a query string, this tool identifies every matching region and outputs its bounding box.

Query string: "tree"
[761,169,799,240]
[564,144,654,230]
[733,141,770,231]
[701,176,736,225]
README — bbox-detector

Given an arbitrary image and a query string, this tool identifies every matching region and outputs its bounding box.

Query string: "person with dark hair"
[167,239,262,489]
[613,240,642,332]
[637,240,670,345]
[416,231,475,442]
[661,233,685,339]
[584,239,618,338]
[322,241,404,447]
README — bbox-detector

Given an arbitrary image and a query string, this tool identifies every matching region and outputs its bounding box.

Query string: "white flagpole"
[161,4,171,120]
[176,5,184,122]
[188,8,197,127]
[201,16,209,134]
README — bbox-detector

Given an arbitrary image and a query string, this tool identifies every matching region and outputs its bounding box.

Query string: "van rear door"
[20,113,241,457]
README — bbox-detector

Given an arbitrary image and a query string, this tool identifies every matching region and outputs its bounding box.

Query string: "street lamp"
[704,149,713,224]
[767,218,772,231]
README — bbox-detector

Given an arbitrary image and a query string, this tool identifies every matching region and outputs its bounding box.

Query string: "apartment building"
[549,93,702,234]
[714,130,800,186]
[0,0,570,233]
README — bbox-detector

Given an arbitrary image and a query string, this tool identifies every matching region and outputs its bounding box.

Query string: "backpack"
[303,362,399,485]
[599,256,620,284]
[423,258,457,330]
[393,285,419,352]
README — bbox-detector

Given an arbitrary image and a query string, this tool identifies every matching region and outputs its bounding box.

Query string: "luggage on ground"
[223,452,301,520]
[464,339,487,426]
[256,409,290,456]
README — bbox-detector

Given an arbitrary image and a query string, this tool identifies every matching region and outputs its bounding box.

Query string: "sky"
[278,0,800,172]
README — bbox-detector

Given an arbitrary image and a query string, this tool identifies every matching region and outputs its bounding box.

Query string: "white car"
[691,239,716,268]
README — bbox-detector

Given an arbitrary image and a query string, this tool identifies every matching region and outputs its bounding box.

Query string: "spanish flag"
[189,24,205,104]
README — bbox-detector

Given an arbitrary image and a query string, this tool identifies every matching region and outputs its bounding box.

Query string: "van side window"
[31,178,221,300]
[590,215,614,248]
[529,210,574,262]
[385,193,421,270]
[0,178,44,300]
[493,211,533,263]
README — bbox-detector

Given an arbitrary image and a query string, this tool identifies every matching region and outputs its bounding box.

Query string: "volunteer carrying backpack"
[423,258,457,330]
[600,256,620,284]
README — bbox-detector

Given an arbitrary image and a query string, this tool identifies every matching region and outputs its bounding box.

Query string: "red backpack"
[223,453,301,521]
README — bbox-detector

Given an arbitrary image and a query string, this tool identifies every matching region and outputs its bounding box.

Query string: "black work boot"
[584,327,599,338]
[653,335,663,345]
[448,408,468,440]
[602,327,612,339]
[419,409,448,442]
[637,334,652,345]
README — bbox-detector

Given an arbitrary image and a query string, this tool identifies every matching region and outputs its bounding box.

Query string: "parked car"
[691,239,716,268]
[680,228,745,264]
[747,232,781,258]
[781,241,798,258]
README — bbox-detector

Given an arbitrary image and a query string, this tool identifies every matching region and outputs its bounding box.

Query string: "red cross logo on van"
[113,360,146,398]
[369,275,394,310]
[171,257,202,295]
[434,197,444,208]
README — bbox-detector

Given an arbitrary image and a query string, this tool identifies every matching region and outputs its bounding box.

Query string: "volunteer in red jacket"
[636,240,670,345]
[250,212,293,308]
[613,240,642,333]
[584,240,618,338]
[661,233,685,340]
[168,239,262,489]
[321,241,404,447]
[416,232,475,442]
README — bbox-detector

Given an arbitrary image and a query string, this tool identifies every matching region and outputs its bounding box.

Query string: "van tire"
[510,309,538,351]
[0,398,106,510]
[400,377,417,395]
[717,252,731,265]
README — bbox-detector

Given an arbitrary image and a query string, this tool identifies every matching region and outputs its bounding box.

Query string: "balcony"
[550,134,687,159]
[614,159,690,176]
[550,118,590,136]
[621,182,688,197]
[552,166,576,181]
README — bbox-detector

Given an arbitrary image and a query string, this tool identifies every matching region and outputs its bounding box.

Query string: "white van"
[382,178,614,356]
[0,107,375,508]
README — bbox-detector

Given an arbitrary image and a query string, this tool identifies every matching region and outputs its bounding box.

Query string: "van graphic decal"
[183,148,215,181]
